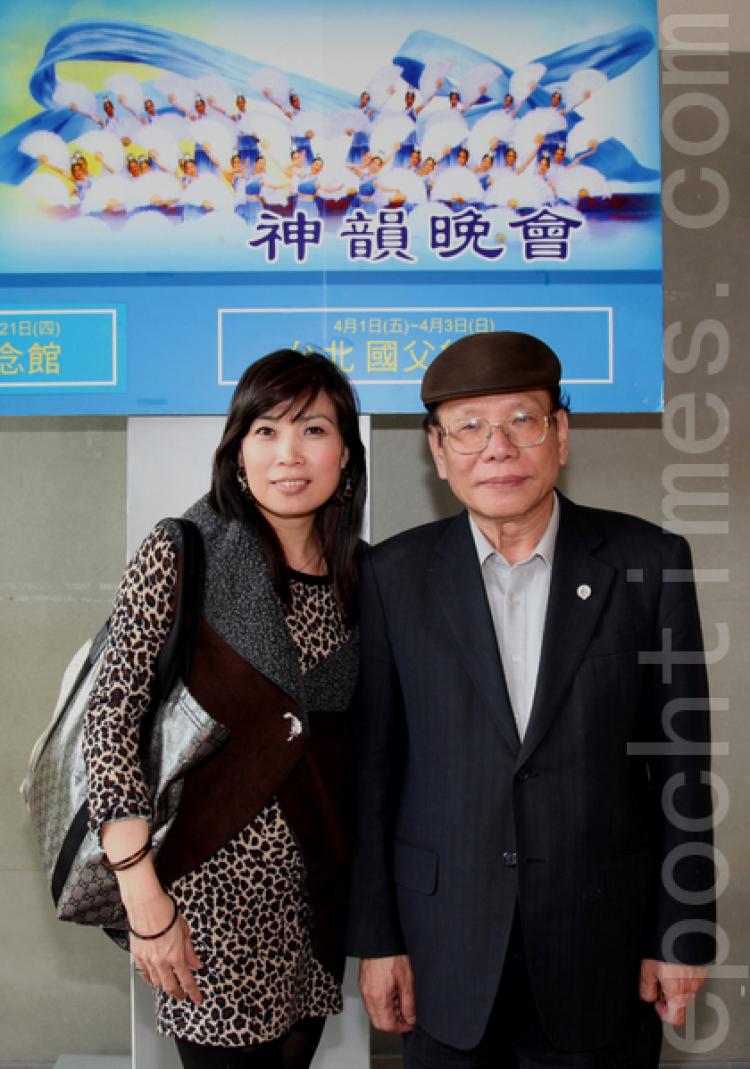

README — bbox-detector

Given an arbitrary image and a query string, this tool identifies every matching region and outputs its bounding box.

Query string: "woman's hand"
[129,891,204,1005]
[101,819,204,1004]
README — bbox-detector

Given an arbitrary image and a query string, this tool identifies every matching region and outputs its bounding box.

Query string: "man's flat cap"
[421,331,561,406]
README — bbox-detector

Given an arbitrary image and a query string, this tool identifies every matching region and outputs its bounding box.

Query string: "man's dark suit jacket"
[347,494,715,1052]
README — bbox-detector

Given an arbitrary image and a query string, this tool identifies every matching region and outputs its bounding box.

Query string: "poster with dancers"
[0,0,662,414]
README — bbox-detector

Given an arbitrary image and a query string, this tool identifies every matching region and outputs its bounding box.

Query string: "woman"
[254,148,297,215]
[84,350,366,1068]
[535,153,557,202]
[415,155,438,201]
[179,156,198,188]
[473,152,495,191]
[403,89,420,121]
[297,157,349,217]
[348,149,398,211]
[356,155,384,211]
[503,145,519,170]
[237,155,266,223]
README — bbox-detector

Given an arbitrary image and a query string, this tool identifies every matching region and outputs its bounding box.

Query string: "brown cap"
[420,331,561,406]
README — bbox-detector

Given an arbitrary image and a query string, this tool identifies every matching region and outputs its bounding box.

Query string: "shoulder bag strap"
[153,517,205,700]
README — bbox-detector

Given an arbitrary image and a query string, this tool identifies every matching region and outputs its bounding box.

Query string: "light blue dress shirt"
[469,493,560,740]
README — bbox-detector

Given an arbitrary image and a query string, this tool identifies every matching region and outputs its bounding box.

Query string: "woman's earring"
[334,466,354,505]
[237,463,253,500]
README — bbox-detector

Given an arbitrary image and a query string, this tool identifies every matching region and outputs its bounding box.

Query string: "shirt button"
[512,595,521,605]
[511,654,521,664]
[502,851,518,867]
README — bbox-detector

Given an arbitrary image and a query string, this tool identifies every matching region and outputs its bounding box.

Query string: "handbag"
[20,517,229,930]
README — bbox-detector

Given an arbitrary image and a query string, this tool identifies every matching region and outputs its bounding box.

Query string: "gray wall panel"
[1,418,130,1060]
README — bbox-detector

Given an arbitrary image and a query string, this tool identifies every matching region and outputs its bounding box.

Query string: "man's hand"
[639,958,708,1026]
[359,954,416,1033]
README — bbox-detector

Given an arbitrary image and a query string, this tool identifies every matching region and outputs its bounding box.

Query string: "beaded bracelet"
[107,836,152,872]
[128,893,179,941]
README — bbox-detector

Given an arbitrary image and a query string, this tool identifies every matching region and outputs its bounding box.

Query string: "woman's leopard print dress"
[84,526,350,1047]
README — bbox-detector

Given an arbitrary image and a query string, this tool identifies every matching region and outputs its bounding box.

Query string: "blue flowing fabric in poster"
[573,139,658,182]
[1,19,353,184]
[0,20,654,185]
[395,23,655,86]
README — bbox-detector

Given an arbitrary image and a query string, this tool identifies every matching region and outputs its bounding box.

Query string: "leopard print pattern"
[285,571,350,674]
[158,801,341,1046]
[84,524,346,1047]
[84,525,177,828]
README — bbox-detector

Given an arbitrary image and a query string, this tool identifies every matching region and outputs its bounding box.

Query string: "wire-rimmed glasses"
[440,412,553,454]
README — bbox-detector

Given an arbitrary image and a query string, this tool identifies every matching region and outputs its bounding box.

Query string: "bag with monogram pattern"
[20,518,228,929]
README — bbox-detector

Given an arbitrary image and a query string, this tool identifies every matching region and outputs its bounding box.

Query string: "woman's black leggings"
[174,1016,326,1069]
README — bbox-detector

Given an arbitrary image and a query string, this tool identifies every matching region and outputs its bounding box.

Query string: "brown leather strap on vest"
[156,619,304,886]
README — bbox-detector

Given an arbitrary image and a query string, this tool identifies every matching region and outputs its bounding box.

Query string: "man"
[348,332,715,1067]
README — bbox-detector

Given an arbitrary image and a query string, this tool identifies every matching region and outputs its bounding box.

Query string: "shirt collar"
[469,491,560,569]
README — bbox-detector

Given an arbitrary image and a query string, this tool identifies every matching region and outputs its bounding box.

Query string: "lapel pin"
[577,584,592,601]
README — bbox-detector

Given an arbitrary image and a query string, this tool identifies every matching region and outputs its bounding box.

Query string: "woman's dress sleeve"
[83,524,177,831]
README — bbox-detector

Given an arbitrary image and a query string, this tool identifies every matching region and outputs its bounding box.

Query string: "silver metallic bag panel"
[21,633,102,883]
[147,680,230,853]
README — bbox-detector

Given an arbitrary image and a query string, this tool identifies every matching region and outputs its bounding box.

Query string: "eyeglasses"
[439,412,553,454]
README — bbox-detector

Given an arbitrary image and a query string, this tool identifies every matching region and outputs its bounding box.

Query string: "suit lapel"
[519,496,615,762]
[431,513,520,756]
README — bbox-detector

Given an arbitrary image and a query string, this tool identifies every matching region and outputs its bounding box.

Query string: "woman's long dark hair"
[209,349,366,622]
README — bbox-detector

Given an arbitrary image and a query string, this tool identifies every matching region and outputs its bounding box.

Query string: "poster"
[0,0,662,414]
